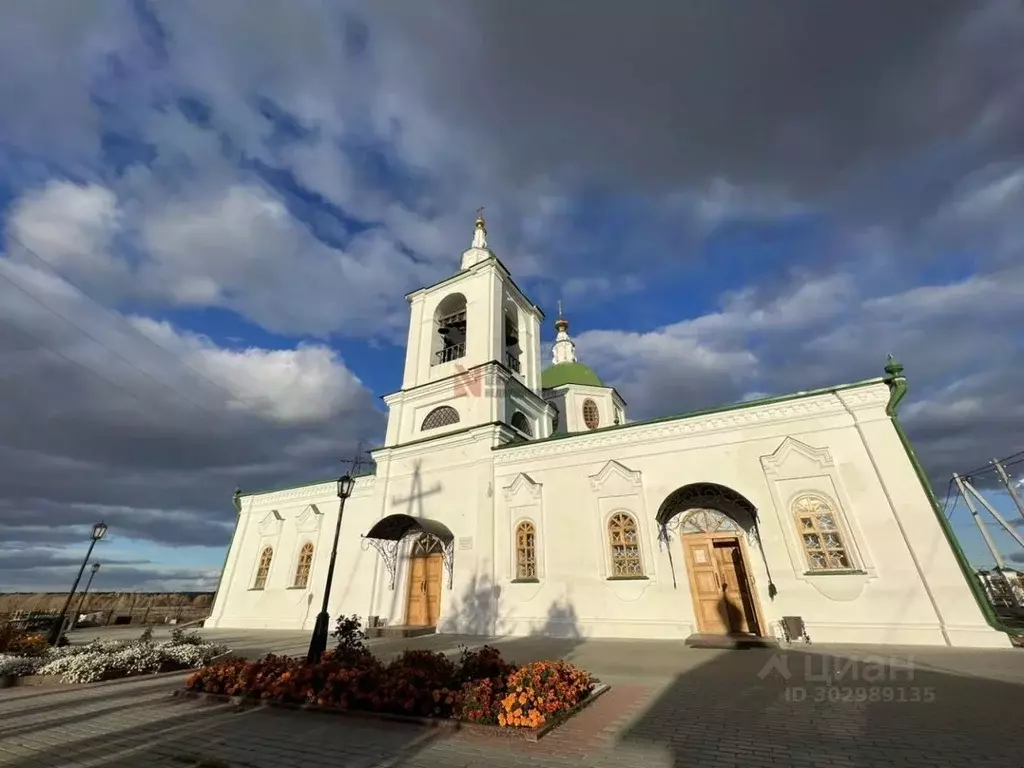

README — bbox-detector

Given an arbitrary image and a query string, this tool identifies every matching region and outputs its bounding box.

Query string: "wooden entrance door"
[683,534,760,635]
[405,536,444,626]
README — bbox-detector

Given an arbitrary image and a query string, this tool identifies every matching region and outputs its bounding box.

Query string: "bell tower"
[381,212,552,447]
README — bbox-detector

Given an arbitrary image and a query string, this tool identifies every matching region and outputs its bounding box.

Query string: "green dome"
[541,362,603,389]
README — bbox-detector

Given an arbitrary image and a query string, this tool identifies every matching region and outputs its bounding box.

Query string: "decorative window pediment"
[295,504,323,533]
[258,510,284,536]
[589,460,642,493]
[760,436,834,477]
[503,472,542,502]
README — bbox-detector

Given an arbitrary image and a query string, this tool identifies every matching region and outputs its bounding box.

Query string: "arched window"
[793,494,852,571]
[583,398,600,430]
[510,411,532,437]
[515,521,537,580]
[253,546,273,590]
[421,406,460,430]
[434,293,468,365]
[608,512,643,577]
[293,543,314,588]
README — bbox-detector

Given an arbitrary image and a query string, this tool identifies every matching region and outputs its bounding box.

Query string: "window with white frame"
[515,521,537,580]
[253,546,273,589]
[792,494,853,571]
[607,512,643,577]
[293,542,314,588]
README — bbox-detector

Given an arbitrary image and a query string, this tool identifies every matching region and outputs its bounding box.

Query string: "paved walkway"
[2,634,1023,767]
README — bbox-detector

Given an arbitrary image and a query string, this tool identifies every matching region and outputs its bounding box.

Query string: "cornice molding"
[494,391,849,463]
[247,476,376,508]
[836,384,891,412]
[374,424,504,462]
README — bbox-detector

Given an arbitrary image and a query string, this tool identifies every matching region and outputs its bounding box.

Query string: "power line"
[961,450,1024,482]
[0,264,228,422]
[5,231,254,407]
[0,315,159,415]
[941,478,958,518]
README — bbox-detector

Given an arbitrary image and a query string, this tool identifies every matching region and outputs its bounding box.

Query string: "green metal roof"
[541,362,604,389]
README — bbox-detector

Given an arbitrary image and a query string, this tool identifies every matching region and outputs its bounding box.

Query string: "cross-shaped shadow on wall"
[390,459,443,519]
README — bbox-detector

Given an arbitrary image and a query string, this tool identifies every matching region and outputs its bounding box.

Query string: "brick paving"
[2,638,1024,767]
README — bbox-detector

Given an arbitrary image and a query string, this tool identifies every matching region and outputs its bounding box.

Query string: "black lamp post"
[48,522,107,645]
[70,563,101,632]
[306,473,355,664]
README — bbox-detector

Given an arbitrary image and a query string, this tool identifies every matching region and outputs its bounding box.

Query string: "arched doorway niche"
[655,483,770,638]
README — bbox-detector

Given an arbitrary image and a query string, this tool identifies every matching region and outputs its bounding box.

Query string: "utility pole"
[992,459,1024,523]
[954,473,1005,569]
[961,477,1024,550]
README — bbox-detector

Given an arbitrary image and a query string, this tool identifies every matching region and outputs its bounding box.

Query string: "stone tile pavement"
[2,636,1024,768]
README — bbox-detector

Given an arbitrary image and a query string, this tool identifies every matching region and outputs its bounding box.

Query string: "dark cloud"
[364,2,1021,198]
[1,0,1023,590]
[0,256,385,588]
[580,265,1024,491]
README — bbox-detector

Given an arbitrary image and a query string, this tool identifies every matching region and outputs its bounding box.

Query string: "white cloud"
[6,181,129,293]
[131,317,370,424]
[574,265,1023,488]
[562,275,643,303]
[1,0,1023,587]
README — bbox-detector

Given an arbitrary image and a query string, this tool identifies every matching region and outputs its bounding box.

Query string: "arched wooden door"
[405,535,444,626]
[680,509,762,636]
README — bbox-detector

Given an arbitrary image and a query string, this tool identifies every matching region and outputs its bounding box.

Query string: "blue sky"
[1,1,1023,591]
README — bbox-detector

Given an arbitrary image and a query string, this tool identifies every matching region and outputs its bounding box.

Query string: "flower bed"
[182,616,600,737]
[0,625,228,686]
[183,618,598,737]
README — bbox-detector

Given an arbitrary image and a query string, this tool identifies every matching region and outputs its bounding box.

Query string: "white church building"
[206,214,1011,648]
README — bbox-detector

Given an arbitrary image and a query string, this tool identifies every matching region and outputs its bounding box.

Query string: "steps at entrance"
[365,625,436,639]
[685,633,779,650]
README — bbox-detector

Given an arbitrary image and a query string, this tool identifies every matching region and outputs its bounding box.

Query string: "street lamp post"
[48,522,108,645]
[306,473,355,664]
[69,563,101,632]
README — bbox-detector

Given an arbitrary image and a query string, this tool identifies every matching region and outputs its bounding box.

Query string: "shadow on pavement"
[611,645,1024,768]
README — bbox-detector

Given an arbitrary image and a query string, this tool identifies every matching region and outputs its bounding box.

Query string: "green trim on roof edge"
[494,376,887,452]
[883,372,1021,637]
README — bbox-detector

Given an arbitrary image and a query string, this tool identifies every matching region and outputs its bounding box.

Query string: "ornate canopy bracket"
[361,536,401,589]
[361,514,456,591]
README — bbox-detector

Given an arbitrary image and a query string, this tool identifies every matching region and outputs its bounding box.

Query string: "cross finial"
[557,299,563,317]
[340,441,371,475]
[471,207,488,249]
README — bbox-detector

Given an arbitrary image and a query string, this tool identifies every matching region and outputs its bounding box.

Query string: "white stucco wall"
[208,380,1009,648]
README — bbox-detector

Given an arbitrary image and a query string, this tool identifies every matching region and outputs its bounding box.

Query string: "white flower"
[0,654,46,677]
[35,638,229,684]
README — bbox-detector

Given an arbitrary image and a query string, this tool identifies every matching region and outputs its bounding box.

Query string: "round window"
[582,398,600,430]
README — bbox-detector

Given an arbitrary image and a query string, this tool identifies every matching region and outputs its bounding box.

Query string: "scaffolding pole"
[962,478,1024,551]
[992,459,1024,524]
[953,473,1005,569]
